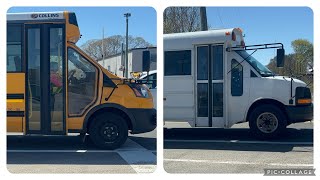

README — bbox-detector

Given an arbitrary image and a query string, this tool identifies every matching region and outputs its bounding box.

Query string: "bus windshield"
[235,50,274,77]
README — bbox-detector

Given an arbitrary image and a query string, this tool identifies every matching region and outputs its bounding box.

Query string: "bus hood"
[265,76,307,86]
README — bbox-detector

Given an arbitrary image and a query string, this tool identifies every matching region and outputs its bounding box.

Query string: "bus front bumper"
[285,103,313,124]
[129,108,156,134]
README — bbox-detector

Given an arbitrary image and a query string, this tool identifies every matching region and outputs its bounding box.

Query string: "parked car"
[140,70,157,109]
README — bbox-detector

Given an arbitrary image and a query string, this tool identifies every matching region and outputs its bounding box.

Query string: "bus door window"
[49,27,64,131]
[50,61,62,109]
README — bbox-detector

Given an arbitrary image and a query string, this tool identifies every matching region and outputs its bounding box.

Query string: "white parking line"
[164,158,313,167]
[164,139,313,145]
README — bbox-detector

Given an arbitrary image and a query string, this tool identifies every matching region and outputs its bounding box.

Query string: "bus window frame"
[7,23,24,73]
[164,50,192,76]
[67,46,100,118]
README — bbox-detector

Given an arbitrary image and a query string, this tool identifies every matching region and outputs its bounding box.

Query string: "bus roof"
[7,11,81,44]
[164,28,244,50]
[7,11,66,21]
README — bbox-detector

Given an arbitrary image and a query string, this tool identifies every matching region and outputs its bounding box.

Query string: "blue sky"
[7,7,313,65]
[207,7,313,65]
[8,7,157,47]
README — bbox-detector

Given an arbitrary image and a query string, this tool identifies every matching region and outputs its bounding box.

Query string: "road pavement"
[164,121,313,174]
[7,130,156,174]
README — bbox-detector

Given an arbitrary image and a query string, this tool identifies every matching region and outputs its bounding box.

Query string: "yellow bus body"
[7,11,156,149]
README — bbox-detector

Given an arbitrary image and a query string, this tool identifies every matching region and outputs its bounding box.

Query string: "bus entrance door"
[25,23,66,135]
[196,44,224,127]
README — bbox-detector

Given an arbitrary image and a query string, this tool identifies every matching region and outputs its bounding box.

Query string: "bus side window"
[231,59,243,96]
[164,50,191,76]
[7,24,22,72]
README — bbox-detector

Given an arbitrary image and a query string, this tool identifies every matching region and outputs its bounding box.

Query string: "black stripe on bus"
[7,111,24,117]
[7,94,24,99]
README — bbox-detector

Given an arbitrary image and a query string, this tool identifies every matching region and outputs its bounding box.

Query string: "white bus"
[163,28,313,138]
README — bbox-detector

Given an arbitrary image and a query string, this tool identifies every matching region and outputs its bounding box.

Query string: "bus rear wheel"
[89,112,128,149]
[249,104,287,139]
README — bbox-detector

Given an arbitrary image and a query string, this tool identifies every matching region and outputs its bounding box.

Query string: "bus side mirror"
[277,49,285,67]
[142,50,151,72]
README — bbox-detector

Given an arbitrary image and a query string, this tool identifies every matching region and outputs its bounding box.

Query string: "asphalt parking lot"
[7,130,156,174]
[164,121,313,174]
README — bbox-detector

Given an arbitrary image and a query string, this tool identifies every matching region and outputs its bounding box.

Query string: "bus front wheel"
[89,112,128,149]
[249,104,287,139]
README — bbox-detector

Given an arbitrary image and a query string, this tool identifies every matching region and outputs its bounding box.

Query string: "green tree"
[291,39,313,74]
[267,54,296,76]
[267,39,313,93]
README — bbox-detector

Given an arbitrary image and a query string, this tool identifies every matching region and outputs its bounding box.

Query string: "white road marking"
[117,139,156,173]
[164,158,313,167]
[76,150,87,153]
[164,139,313,145]
[7,149,157,154]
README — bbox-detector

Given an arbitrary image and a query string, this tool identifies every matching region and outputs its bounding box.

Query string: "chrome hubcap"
[256,112,278,133]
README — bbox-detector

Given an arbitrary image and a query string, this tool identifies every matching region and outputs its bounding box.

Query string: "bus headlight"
[129,84,149,98]
[295,87,312,105]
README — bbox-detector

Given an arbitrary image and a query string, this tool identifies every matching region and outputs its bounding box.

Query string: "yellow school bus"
[7,11,156,149]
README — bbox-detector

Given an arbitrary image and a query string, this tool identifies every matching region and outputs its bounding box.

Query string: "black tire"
[89,112,128,149]
[249,104,287,139]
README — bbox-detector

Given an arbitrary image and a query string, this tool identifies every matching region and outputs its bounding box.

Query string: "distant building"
[98,47,156,77]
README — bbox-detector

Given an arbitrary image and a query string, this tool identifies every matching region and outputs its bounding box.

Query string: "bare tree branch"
[80,35,153,60]
[163,7,201,34]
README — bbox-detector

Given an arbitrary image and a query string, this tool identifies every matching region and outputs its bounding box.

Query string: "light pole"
[200,7,208,31]
[102,27,105,67]
[124,13,131,78]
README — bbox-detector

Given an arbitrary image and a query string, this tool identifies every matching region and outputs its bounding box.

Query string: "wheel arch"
[246,98,289,123]
[82,103,136,133]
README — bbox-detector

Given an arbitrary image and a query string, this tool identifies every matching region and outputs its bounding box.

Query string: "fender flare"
[82,103,137,132]
[245,98,287,122]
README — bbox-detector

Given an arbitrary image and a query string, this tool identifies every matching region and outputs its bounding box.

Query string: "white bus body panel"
[225,51,251,127]
[164,76,195,124]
